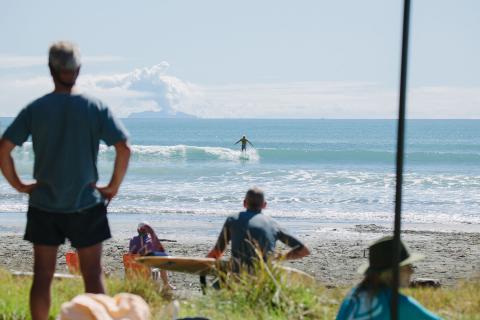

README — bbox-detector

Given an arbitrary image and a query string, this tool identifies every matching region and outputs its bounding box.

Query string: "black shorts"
[24,204,111,249]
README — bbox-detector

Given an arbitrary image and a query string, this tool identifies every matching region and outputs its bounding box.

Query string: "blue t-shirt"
[2,93,128,213]
[214,211,304,268]
[336,287,442,320]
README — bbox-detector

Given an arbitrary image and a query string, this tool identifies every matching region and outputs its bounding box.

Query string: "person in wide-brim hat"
[336,236,442,320]
[357,236,424,275]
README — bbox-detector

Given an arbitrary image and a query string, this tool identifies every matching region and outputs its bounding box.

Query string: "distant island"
[128,110,197,119]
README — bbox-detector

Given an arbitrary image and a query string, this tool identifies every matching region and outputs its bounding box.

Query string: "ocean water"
[1,119,479,226]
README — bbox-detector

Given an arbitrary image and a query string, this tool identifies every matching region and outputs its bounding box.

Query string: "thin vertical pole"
[392,0,411,319]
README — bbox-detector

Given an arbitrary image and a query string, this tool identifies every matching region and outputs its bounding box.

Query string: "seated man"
[129,222,175,290]
[207,187,310,272]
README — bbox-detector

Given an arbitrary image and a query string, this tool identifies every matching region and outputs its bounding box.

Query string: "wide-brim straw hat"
[357,236,424,275]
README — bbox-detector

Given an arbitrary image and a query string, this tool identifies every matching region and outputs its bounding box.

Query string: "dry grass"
[405,279,480,320]
[0,267,478,319]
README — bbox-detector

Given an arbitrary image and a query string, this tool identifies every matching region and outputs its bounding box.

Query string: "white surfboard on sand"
[11,271,80,279]
[137,256,216,275]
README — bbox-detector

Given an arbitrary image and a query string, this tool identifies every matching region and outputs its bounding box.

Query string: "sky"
[0,0,479,118]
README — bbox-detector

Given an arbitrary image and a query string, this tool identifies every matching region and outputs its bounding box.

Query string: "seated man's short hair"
[245,188,265,211]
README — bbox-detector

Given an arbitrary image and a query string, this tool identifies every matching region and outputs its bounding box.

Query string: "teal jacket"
[336,287,442,320]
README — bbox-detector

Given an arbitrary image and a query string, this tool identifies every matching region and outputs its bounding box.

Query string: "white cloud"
[0,76,53,115]
[0,63,479,119]
[193,82,396,118]
[178,82,480,119]
[408,86,480,119]
[79,62,202,117]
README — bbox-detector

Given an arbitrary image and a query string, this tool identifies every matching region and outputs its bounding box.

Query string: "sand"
[1,222,478,297]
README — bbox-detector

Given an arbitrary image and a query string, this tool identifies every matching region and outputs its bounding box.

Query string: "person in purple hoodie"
[129,222,174,290]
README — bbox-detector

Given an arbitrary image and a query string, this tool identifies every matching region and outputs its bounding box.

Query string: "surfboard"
[11,271,80,279]
[136,256,217,276]
[276,265,315,284]
[135,256,314,283]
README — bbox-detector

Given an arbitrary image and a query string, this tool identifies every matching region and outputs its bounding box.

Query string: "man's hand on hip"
[94,184,119,202]
[17,182,37,194]
[0,138,37,195]
[92,140,131,206]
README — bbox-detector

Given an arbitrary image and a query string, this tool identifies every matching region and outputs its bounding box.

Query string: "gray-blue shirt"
[2,93,128,213]
[214,210,304,268]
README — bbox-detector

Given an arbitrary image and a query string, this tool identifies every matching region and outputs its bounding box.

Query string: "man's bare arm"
[276,230,310,261]
[95,140,131,202]
[207,223,230,259]
[0,138,36,194]
[282,245,310,260]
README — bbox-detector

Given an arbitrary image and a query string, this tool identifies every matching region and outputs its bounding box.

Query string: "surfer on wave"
[235,135,254,154]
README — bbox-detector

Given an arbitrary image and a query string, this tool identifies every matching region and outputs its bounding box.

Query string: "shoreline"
[1,213,478,293]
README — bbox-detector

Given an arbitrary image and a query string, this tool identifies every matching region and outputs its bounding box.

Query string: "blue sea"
[1,119,479,230]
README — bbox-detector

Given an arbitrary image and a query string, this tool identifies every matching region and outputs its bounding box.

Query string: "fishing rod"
[392,0,411,319]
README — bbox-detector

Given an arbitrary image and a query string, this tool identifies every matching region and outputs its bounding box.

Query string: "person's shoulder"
[25,93,55,109]
[258,213,279,225]
[400,293,442,319]
[74,93,107,109]
[237,210,261,218]
[225,211,250,224]
[398,291,417,305]
[129,234,140,241]
[336,287,361,320]
[227,212,242,220]
[338,287,358,303]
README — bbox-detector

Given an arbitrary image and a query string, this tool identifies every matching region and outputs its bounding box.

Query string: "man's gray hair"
[48,41,81,71]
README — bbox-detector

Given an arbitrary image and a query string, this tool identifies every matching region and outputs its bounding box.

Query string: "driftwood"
[410,278,441,288]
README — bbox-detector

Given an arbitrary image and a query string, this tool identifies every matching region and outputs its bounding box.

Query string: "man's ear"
[243,199,247,208]
[262,201,267,209]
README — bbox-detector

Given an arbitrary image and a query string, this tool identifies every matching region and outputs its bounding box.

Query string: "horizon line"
[1,116,480,121]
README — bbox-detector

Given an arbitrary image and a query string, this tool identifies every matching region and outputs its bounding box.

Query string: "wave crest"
[12,142,480,164]
[100,144,259,162]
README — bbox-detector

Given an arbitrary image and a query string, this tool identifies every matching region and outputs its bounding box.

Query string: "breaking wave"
[12,142,480,165]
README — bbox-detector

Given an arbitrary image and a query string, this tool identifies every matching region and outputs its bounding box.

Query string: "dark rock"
[410,278,441,288]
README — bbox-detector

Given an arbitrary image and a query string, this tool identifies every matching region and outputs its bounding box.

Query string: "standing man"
[234,135,254,153]
[0,41,131,320]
